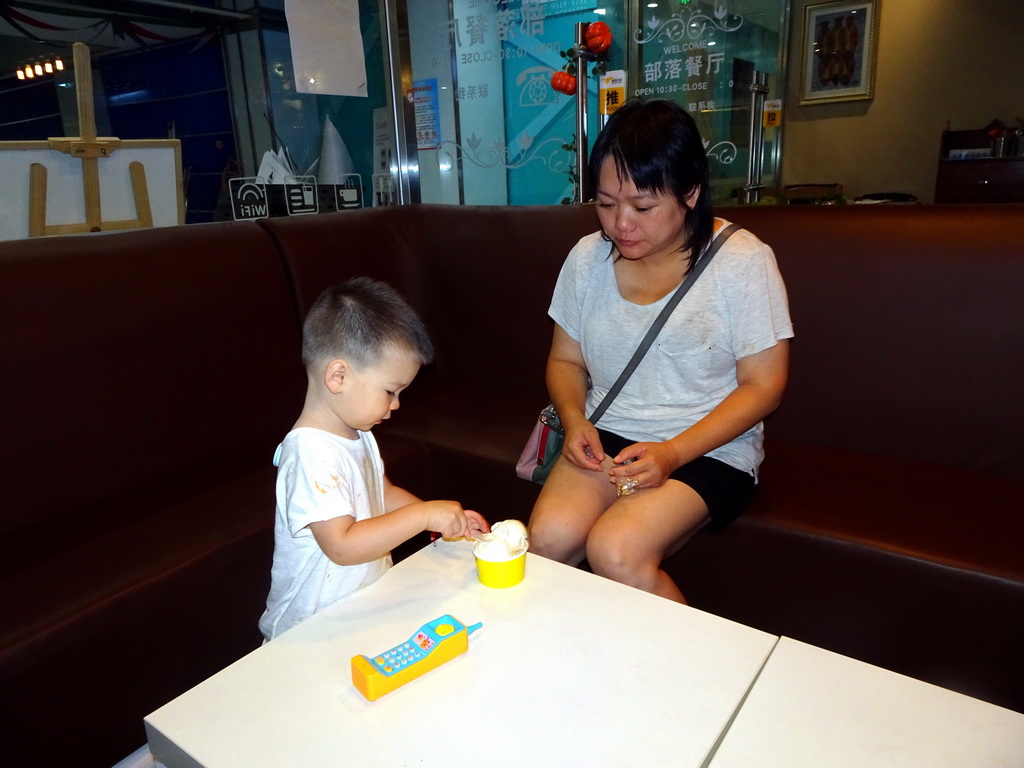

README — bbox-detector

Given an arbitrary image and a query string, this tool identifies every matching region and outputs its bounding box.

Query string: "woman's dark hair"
[587,98,713,272]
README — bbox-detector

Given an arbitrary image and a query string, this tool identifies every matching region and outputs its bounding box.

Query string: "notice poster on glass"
[285,0,367,97]
[413,79,442,151]
[372,108,396,207]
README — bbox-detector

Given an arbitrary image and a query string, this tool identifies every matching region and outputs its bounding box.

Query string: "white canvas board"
[0,141,184,242]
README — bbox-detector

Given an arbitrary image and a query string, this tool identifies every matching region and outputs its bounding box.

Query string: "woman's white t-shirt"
[548,222,794,477]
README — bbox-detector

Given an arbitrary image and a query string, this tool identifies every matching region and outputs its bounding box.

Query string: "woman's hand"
[603,342,791,494]
[560,413,606,471]
[606,441,681,491]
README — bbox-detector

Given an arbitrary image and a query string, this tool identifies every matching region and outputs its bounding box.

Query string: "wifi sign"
[228,179,269,221]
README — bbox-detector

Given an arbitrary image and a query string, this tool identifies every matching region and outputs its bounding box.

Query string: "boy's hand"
[463,509,490,538]
[423,501,489,539]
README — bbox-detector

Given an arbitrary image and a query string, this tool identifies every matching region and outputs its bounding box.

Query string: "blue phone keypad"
[372,641,426,675]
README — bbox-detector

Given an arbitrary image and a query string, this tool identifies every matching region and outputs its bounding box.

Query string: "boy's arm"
[382,473,422,512]
[308,477,489,566]
[383,474,490,545]
[308,505,432,566]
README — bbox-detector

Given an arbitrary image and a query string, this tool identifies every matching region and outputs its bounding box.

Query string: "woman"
[527,99,793,603]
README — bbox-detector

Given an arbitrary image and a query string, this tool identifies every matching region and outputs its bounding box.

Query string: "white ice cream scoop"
[490,519,528,555]
[473,537,513,562]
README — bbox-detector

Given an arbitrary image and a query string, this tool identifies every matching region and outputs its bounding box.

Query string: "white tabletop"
[145,541,778,768]
[708,637,1024,767]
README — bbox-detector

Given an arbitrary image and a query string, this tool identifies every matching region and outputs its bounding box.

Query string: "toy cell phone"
[351,614,482,701]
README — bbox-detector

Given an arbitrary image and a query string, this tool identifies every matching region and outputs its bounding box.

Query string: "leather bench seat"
[0,461,276,759]
[3,201,1023,767]
[0,220,304,766]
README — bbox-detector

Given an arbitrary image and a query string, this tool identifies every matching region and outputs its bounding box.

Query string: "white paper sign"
[285,0,367,97]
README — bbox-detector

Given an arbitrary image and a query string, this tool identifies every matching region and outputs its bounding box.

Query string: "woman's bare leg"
[585,480,709,603]
[528,455,618,566]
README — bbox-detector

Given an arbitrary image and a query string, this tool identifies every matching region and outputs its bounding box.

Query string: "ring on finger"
[616,477,639,498]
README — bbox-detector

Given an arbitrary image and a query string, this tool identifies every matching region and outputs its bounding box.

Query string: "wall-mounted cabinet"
[935,126,1024,203]
[935,158,1024,203]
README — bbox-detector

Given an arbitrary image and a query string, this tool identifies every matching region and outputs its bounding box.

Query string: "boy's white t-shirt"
[258,427,391,641]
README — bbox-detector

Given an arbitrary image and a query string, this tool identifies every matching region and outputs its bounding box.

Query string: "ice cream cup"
[475,548,527,588]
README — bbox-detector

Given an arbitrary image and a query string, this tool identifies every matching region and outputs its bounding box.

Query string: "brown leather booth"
[1,203,1022,766]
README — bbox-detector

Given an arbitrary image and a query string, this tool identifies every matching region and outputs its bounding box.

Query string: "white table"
[145,541,778,768]
[708,637,1024,767]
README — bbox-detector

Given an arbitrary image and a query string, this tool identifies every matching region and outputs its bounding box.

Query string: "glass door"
[631,0,787,204]
[408,0,628,206]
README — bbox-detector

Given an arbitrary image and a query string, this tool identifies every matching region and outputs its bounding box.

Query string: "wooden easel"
[28,42,154,236]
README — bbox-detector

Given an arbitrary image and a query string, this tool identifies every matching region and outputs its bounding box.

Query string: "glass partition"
[231,0,788,211]
[0,0,790,230]
[632,0,787,204]
[228,0,788,209]
[409,0,627,206]
[404,0,785,205]
[253,0,389,205]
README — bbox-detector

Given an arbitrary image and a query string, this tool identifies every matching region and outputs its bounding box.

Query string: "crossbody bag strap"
[588,222,741,425]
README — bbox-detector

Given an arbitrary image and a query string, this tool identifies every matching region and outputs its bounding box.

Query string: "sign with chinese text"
[763,99,782,128]
[413,79,442,150]
[599,70,626,115]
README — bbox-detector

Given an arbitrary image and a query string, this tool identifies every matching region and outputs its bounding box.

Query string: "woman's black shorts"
[596,428,755,531]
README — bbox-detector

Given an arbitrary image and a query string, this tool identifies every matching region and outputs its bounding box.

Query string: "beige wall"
[780,0,1024,202]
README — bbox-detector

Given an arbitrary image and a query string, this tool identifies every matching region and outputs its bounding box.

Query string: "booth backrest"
[258,206,419,315]
[265,202,1024,483]
[263,204,602,403]
[725,204,1024,483]
[0,220,304,542]
[401,204,601,399]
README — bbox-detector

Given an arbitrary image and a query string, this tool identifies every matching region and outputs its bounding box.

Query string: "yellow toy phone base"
[351,615,481,701]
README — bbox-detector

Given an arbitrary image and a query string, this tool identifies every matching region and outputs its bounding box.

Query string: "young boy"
[259,277,489,641]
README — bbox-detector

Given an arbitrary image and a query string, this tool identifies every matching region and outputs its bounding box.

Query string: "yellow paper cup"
[475,550,527,588]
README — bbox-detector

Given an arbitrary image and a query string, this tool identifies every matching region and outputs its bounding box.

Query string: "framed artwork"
[800,0,879,105]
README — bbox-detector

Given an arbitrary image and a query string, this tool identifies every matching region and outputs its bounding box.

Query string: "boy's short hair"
[302,277,434,370]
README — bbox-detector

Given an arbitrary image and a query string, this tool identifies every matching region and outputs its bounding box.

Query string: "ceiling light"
[15,57,66,82]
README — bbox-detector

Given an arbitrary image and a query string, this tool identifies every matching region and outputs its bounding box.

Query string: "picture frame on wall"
[800,0,878,105]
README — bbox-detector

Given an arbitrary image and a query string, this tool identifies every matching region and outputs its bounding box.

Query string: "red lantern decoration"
[550,70,578,96]
[585,21,612,54]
